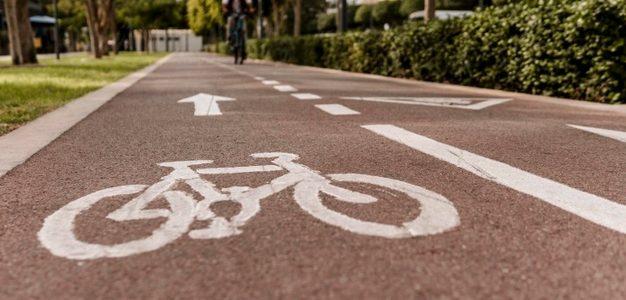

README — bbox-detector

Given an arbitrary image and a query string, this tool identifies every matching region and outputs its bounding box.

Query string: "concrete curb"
[236,55,626,116]
[0,54,173,178]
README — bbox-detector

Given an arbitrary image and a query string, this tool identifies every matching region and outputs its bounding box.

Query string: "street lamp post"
[53,0,60,59]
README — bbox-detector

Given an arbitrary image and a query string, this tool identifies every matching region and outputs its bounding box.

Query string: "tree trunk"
[3,0,38,65]
[336,0,347,33]
[107,0,117,54]
[84,0,102,58]
[293,0,301,36]
[84,0,116,57]
[424,0,435,23]
[67,31,79,52]
[142,29,151,53]
[271,0,281,37]
[97,0,110,56]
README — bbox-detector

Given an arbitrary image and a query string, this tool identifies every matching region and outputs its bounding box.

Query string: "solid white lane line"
[254,76,265,80]
[291,93,321,100]
[315,104,360,115]
[342,97,511,110]
[274,85,298,92]
[362,124,626,234]
[568,124,626,143]
[262,80,280,85]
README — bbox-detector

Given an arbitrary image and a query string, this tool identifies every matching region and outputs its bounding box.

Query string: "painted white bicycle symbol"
[39,153,459,260]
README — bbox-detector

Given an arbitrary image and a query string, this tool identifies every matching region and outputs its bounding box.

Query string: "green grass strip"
[0,52,166,136]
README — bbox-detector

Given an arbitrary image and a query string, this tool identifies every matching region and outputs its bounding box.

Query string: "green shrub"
[372,1,403,25]
[354,4,373,26]
[221,0,626,103]
[399,0,423,17]
[317,13,336,32]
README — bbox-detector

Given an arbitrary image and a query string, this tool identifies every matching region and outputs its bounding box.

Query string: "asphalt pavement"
[1,53,625,299]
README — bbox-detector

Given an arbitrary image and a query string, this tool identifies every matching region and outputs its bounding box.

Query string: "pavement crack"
[447,150,498,181]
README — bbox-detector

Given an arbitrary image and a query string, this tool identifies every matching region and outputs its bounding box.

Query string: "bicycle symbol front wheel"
[294,173,460,238]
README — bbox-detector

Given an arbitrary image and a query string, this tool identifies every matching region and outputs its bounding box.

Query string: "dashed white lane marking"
[262,80,280,85]
[274,85,298,92]
[568,124,626,143]
[177,93,236,116]
[362,124,626,234]
[254,76,265,81]
[291,93,322,100]
[315,104,360,115]
[342,97,511,110]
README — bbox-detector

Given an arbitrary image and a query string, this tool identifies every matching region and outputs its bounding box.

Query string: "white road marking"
[262,80,280,85]
[362,124,626,234]
[568,124,626,143]
[342,97,511,110]
[254,76,265,80]
[291,93,322,100]
[274,85,298,92]
[315,104,361,115]
[177,93,236,116]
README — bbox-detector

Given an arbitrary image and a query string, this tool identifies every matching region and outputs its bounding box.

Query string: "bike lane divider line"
[254,76,265,81]
[362,124,626,234]
[262,80,280,85]
[567,124,626,143]
[291,93,322,100]
[315,104,361,116]
[0,54,173,179]
[274,85,298,92]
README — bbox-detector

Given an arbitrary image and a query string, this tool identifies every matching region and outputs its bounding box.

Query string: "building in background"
[133,29,203,53]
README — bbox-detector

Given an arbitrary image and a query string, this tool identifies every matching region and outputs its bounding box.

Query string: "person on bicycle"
[222,0,255,63]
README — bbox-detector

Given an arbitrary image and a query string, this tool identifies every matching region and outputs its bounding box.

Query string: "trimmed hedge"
[221,0,626,103]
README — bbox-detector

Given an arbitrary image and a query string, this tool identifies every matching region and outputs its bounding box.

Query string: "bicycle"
[38,152,460,260]
[229,13,247,65]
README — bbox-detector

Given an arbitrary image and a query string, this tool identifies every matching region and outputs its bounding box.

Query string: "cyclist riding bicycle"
[222,0,256,64]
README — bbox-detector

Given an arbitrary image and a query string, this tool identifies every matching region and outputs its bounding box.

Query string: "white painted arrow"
[177,93,236,116]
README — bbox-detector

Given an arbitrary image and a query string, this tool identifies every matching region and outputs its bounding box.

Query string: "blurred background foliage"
[218,0,626,103]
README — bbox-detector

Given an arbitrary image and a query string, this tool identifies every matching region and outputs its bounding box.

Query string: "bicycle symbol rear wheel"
[38,185,196,260]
